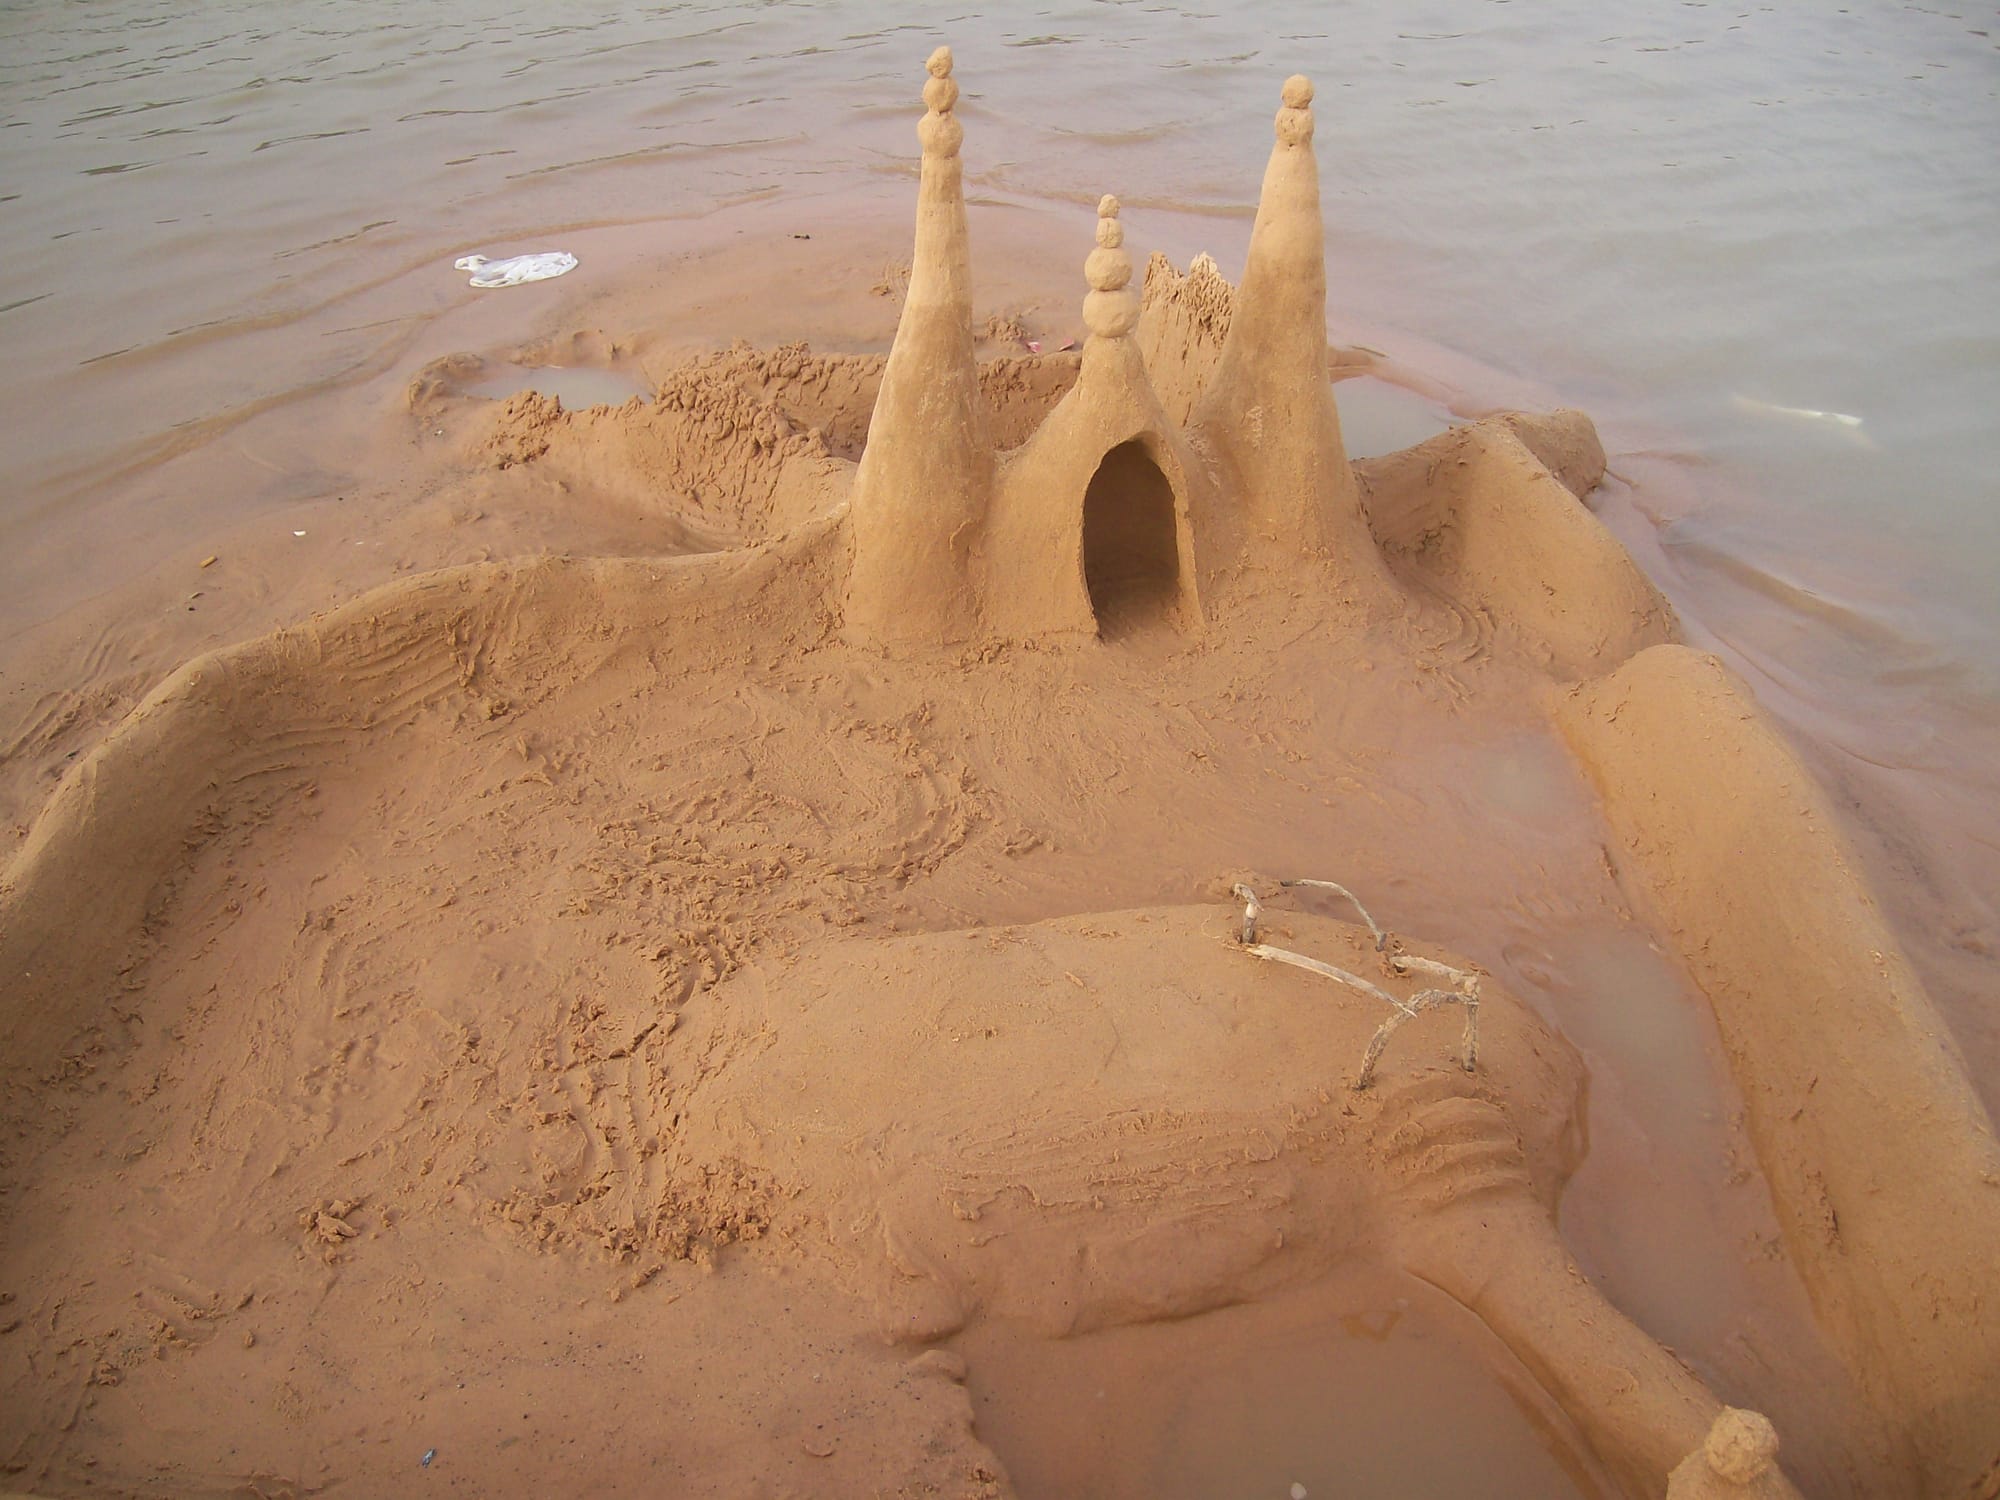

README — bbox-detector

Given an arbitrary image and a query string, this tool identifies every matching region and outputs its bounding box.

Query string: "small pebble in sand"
[1291,1485,1307,1500]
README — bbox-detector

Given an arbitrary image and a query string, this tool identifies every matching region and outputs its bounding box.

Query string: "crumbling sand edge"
[1355,409,1677,680]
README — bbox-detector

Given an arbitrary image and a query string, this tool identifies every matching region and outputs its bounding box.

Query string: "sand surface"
[2,134,1995,1497]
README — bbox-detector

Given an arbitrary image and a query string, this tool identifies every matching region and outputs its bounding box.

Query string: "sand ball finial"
[1082,192,1137,337]
[1276,72,1315,146]
[1702,1409,1780,1486]
[919,45,962,155]
[1095,193,1124,249]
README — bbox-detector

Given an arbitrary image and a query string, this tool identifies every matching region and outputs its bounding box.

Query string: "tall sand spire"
[1194,74,1392,596]
[843,45,991,644]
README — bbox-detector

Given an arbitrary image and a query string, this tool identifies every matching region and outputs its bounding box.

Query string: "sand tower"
[843,55,1399,646]
[982,194,1207,641]
[842,46,992,646]
[1185,74,1394,596]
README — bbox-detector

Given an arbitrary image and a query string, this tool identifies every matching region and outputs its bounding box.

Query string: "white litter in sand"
[454,251,578,288]
[1731,394,1863,428]
[1730,393,1877,451]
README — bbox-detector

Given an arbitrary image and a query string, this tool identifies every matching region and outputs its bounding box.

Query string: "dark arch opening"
[1082,440,1181,640]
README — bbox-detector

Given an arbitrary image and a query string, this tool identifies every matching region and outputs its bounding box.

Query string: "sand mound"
[439,342,1080,551]
[676,908,1583,1336]
[1357,410,1676,678]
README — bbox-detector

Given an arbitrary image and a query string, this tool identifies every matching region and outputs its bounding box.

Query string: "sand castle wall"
[1357,415,1677,679]
[1560,645,2000,1496]
[0,532,843,1070]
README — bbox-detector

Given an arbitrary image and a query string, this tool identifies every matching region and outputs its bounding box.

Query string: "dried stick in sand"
[1234,878,1481,1088]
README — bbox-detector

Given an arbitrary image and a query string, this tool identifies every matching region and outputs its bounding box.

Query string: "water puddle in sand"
[1551,931,1719,1149]
[466,363,650,409]
[1333,375,1455,459]
[1515,924,1780,1356]
[959,1264,1610,1500]
[1463,731,1586,825]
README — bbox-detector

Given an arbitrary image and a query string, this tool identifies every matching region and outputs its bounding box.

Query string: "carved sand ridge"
[1,50,1994,1500]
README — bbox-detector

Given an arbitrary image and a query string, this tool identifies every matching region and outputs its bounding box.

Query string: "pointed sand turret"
[843,47,991,644]
[1192,75,1393,599]
[984,195,1206,640]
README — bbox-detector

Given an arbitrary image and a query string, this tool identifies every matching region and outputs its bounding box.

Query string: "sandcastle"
[823,48,1680,696]
[845,52,1381,646]
[1,47,1997,1500]
[844,49,1642,660]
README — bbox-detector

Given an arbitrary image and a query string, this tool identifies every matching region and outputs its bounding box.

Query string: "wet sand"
[0,197,1950,1496]
[3,16,1999,1500]
[5,6,1994,1110]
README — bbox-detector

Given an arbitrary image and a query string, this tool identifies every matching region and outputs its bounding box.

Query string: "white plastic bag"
[454,251,578,288]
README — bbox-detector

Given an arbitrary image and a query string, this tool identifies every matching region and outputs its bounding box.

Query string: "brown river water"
[2,3,1996,1495]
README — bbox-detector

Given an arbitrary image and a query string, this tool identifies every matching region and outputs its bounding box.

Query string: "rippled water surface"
[6,1,1996,623]
[6,4,1996,602]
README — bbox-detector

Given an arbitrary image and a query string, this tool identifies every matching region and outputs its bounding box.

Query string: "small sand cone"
[1665,1409,1793,1498]
[843,45,992,645]
[1190,74,1394,600]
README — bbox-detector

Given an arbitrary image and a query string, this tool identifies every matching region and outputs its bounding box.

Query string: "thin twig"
[1356,983,1480,1089]
[1242,942,1414,1015]
[1231,876,1482,1089]
[1389,953,1470,985]
[1232,883,1263,945]
[1280,878,1386,951]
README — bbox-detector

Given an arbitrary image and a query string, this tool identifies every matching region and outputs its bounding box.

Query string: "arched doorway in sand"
[1082,440,1183,639]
